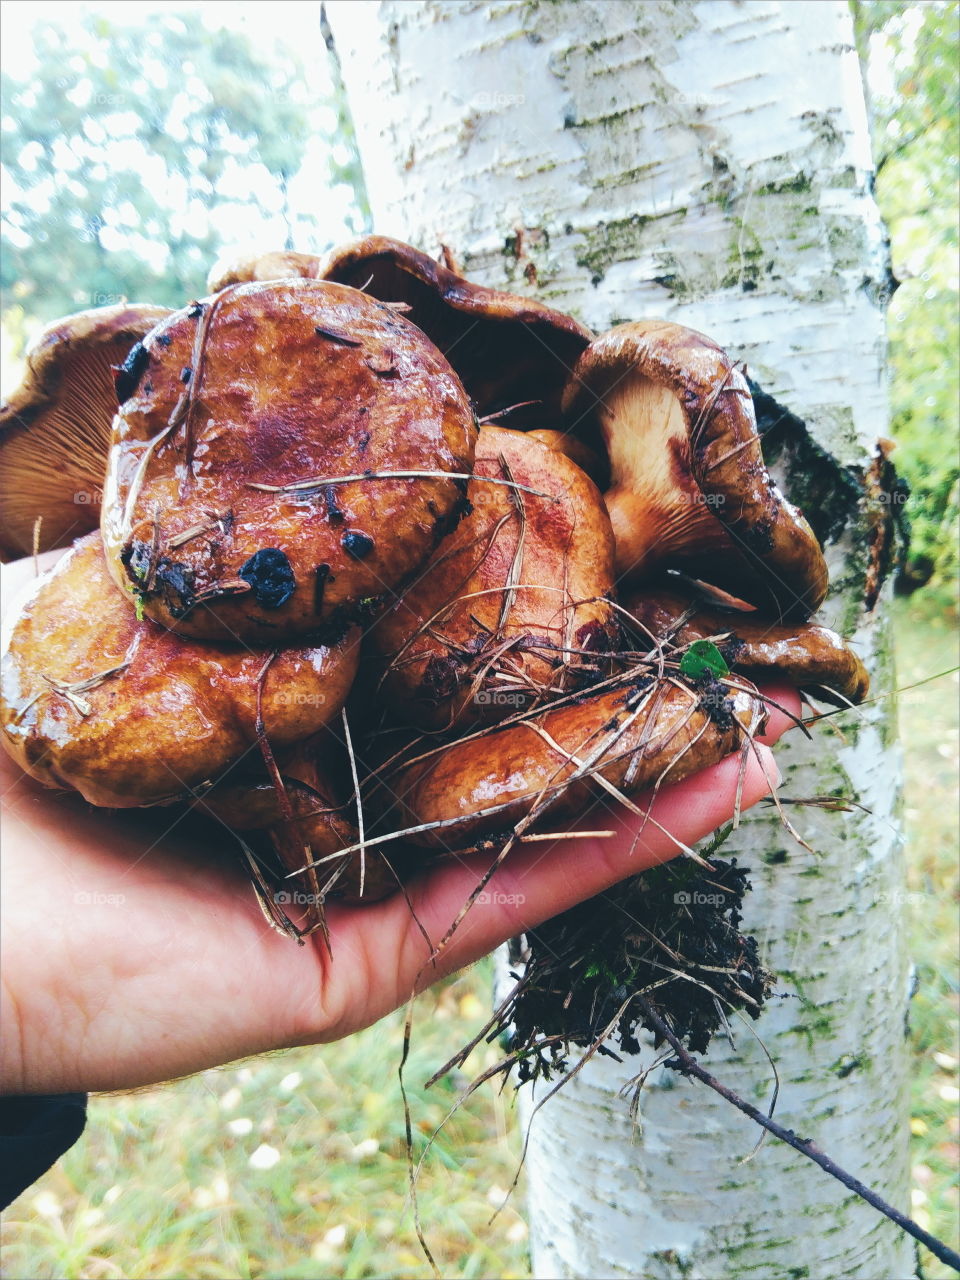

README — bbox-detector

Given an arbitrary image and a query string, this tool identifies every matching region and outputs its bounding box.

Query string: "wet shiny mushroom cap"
[562,320,829,621]
[0,303,171,561]
[318,236,593,426]
[0,533,360,808]
[369,425,618,729]
[623,586,869,705]
[381,677,764,851]
[100,278,477,645]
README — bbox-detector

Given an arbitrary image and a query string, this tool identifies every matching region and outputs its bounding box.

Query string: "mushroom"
[561,321,829,620]
[206,249,324,294]
[100,278,477,645]
[0,532,360,808]
[622,586,869,705]
[368,425,618,729]
[0,303,171,560]
[318,236,593,426]
[527,428,610,489]
[378,678,765,851]
[199,743,397,907]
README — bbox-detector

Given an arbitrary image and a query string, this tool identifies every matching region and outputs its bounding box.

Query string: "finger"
[408,743,781,978]
[755,681,803,743]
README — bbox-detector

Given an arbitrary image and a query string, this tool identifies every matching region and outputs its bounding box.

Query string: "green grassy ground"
[893,597,960,1280]
[2,602,957,1280]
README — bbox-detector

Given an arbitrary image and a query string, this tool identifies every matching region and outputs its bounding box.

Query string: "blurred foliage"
[0,9,367,323]
[852,1,959,606]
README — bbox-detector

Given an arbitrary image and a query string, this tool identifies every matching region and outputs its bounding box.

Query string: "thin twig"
[247,470,556,500]
[634,994,960,1273]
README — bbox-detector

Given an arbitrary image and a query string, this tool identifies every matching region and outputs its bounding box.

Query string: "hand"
[1,551,799,1094]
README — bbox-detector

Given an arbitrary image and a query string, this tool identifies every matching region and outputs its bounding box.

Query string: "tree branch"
[635,995,960,1274]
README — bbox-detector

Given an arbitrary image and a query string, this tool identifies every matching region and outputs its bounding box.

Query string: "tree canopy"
[0,9,366,323]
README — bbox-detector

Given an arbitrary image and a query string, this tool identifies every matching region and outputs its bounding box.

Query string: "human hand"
[1,551,798,1094]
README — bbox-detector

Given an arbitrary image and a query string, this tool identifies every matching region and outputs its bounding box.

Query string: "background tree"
[325,1,913,1275]
[853,0,959,601]
[0,8,367,328]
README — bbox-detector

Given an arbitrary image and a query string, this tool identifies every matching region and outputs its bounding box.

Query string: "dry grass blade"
[17,657,134,722]
[32,515,42,576]
[399,987,441,1280]
[341,707,366,898]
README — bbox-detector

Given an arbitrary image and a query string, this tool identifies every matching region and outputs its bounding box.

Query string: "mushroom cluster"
[0,237,868,939]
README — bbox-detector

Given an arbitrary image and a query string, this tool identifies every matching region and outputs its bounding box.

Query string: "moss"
[833,1053,867,1077]
[827,218,869,271]
[756,172,814,197]
[575,210,687,283]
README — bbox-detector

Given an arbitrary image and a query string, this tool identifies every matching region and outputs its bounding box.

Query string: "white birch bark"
[325,3,912,1276]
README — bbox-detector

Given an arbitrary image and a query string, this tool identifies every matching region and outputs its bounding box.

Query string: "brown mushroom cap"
[199,744,396,905]
[368,425,618,729]
[0,533,360,808]
[206,250,324,294]
[100,279,477,645]
[561,321,829,621]
[318,236,593,425]
[382,677,763,851]
[0,303,171,561]
[623,587,869,704]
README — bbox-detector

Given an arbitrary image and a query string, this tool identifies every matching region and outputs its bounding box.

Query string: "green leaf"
[679,639,730,680]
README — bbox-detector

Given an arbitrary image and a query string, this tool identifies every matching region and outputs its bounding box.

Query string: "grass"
[0,971,530,1279]
[1,600,957,1280]
[893,595,960,1280]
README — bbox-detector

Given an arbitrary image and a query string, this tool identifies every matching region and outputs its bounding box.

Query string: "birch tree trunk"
[325,3,912,1276]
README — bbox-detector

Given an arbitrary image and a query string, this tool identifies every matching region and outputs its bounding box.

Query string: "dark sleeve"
[0,1094,87,1208]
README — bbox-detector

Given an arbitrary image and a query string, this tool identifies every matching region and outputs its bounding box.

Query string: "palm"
[1,695,793,1095]
[2,547,797,1093]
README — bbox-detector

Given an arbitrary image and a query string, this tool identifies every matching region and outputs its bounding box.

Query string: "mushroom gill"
[562,320,830,621]
[0,303,171,560]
